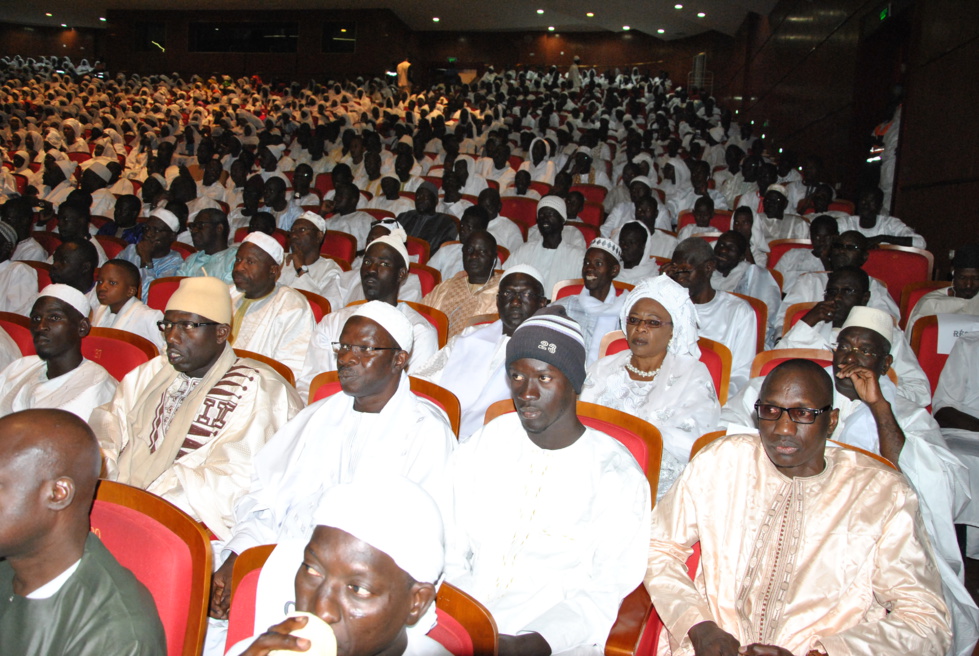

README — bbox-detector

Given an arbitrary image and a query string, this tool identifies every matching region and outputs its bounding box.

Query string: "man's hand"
[135,239,155,267]
[321,199,335,215]
[209,552,238,620]
[835,363,885,405]
[802,300,837,327]
[689,621,741,656]
[739,644,795,656]
[240,615,311,655]
[498,633,551,656]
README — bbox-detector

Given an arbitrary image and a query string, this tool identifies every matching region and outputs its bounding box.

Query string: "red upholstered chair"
[82,327,158,381]
[169,241,198,260]
[422,175,443,189]
[571,183,608,204]
[751,348,835,379]
[900,280,951,330]
[634,543,702,653]
[296,289,331,322]
[529,181,552,197]
[568,221,598,244]
[781,302,817,336]
[320,229,357,263]
[675,210,733,232]
[90,480,212,656]
[576,201,603,228]
[400,301,450,347]
[13,172,27,195]
[67,151,92,165]
[0,311,35,355]
[234,349,296,387]
[508,155,524,171]
[731,292,767,354]
[233,227,248,244]
[147,276,187,312]
[910,315,947,395]
[33,231,62,256]
[765,239,811,270]
[226,545,276,651]
[407,236,432,265]
[271,229,289,249]
[500,196,539,233]
[96,234,129,259]
[497,245,510,264]
[552,279,635,301]
[308,371,461,436]
[313,172,334,196]
[863,245,934,305]
[24,260,53,291]
[690,430,727,459]
[363,208,396,222]
[410,263,442,296]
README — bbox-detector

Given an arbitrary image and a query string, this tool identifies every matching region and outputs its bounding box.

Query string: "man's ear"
[78,317,91,338]
[405,582,437,627]
[215,323,232,345]
[393,348,409,372]
[48,476,76,511]
[881,353,894,377]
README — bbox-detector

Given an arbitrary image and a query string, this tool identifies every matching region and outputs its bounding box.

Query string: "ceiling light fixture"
[622,25,631,30]
[675,4,683,9]
[99,17,106,22]
[432,16,440,22]
[586,12,594,17]
[697,12,706,17]
[548,26,555,31]
[537,9,545,14]
[45,12,52,16]
[61,23,67,27]
[657,28,665,33]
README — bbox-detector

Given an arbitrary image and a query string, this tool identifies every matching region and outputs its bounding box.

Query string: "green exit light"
[880,6,889,20]
[447,57,458,63]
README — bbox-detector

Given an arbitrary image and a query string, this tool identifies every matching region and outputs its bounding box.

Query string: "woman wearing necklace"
[581,275,720,499]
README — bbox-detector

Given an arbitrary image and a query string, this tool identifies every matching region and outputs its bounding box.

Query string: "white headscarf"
[620,275,701,357]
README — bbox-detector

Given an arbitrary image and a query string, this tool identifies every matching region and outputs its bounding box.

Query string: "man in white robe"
[712,231,782,347]
[839,186,926,249]
[228,232,316,379]
[721,312,978,655]
[0,220,37,316]
[477,188,524,255]
[276,211,344,312]
[445,306,650,654]
[0,285,116,422]
[654,359,953,656]
[906,245,979,336]
[91,259,165,352]
[39,157,76,210]
[210,302,455,624]
[416,264,548,438]
[3,197,49,262]
[666,237,757,396]
[772,214,837,293]
[298,229,438,399]
[753,183,809,243]
[504,196,585,297]
[92,276,303,541]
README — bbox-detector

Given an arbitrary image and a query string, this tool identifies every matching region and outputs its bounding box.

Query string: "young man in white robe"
[503,196,585,298]
[906,244,979,337]
[298,229,437,399]
[712,231,782,348]
[276,211,345,313]
[653,359,954,656]
[228,232,316,380]
[92,276,303,543]
[91,259,165,352]
[444,306,650,655]
[719,312,978,656]
[666,237,757,397]
[0,285,116,422]
[839,186,926,249]
[3,197,48,262]
[773,214,838,293]
[210,302,456,628]
[0,220,38,316]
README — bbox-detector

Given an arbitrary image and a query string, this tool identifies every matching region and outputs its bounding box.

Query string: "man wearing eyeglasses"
[92,275,303,547]
[210,300,454,624]
[721,307,978,653]
[649,358,953,655]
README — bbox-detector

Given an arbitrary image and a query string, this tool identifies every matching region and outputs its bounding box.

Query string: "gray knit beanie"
[505,305,586,393]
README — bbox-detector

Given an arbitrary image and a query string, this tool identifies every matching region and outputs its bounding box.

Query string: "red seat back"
[766,240,812,270]
[570,184,607,204]
[82,330,157,381]
[900,281,951,329]
[0,312,35,356]
[529,181,552,197]
[576,201,602,228]
[579,413,649,474]
[226,562,264,649]
[676,210,733,232]
[169,241,198,260]
[147,277,187,312]
[429,609,475,656]
[910,316,947,394]
[406,236,431,266]
[410,263,441,296]
[698,345,725,404]
[500,196,539,232]
[33,231,62,256]
[313,173,334,196]
[320,230,357,263]
[96,234,128,259]
[864,246,933,304]
[24,261,53,291]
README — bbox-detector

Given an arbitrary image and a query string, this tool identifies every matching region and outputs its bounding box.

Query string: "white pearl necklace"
[625,358,661,378]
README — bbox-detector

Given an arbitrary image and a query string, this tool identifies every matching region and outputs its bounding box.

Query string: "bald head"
[761,359,835,409]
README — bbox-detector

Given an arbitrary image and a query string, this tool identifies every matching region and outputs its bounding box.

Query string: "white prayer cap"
[313,477,443,584]
[45,128,63,147]
[243,230,285,265]
[350,300,414,352]
[367,232,409,270]
[266,143,286,159]
[536,195,567,221]
[587,237,622,266]
[53,158,76,180]
[767,184,788,198]
[709,126,726,142]
[397,134,413,147]
[38,283,90,319]
[296,211,327,232]
[149,207,180,232]
[620,276,701,357]
[630,175,654,189]
[88,160,111,182]
[165,276,233,324]
[501,264,545,292]
[840,306,893,345]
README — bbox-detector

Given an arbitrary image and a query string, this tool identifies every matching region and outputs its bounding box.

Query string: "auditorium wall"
[0,22,103,61]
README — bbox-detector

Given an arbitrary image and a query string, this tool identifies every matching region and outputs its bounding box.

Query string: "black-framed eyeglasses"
[157,320,220,332]
[331,342,402,355]
[626,316,673,329]
[831,342,881,359]
[498,290,543,303]
[755,402,832,424]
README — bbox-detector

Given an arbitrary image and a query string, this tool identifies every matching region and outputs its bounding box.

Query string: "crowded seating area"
[1,41,978,656]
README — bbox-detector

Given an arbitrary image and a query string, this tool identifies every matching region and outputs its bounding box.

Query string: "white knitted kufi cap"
[38,283,90,318]
[243,231,285,265]
[54,158,76,180]
[150,208,180,232]
[588,237,622,266]
[840,306,893,345]
[367,230,409,269]
[350,300,414,352]
[620,275,701,357]
[536,195,567,221]
[500,264,545,291]
[88,160,111,182]
[296,210,327,232]
[165,276,233,324]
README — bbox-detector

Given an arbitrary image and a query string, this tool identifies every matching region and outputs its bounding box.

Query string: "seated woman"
[580,275,719,499]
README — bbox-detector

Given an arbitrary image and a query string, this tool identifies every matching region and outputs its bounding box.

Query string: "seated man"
[229,232,316,379]
[211,302,456,619]
[416,264,548,439]
[0,409,166,655]
[650,360,953,655]
[907,244,979,335]
[445,306,650,655]
[326,182,374,253]
[0,219,37,316]
[773,214,838,292]
[2,196,48,262]
[778,268,931,406]
[337,220,424,306]
[711,230,782,347]
[0,285,117,421]
[425,204,490,284]
[437,172,473,219]
[176,208,238,284]
[504,196,586,296]
[277,211,344,312]
[838,186,926,249]
[50,238,101,314]
[397,181,459,255]
[92,276,302,541]
[776,230,899,328]
[226,478,447,656]
[367,176,414,216]
[675,196,722,242]
[554,237,624,365]
[666,237,757,396]
[477,187,524,254]
[299,229,438,398]
[118,208,184,301]
[753,183,809,243]
[91,259,165,351]
[50,200,109,266]
[423,229,503,339]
